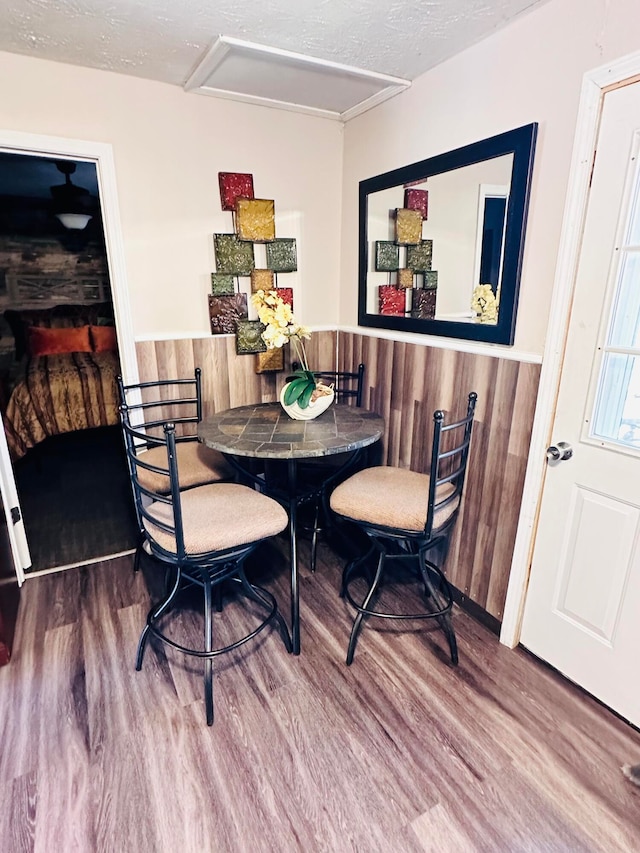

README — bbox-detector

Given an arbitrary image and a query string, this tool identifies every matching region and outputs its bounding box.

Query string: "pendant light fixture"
[50,161,95,230]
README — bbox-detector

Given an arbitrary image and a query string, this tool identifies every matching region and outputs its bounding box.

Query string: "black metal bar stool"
[330,392,477,665]
[119,401,291,725]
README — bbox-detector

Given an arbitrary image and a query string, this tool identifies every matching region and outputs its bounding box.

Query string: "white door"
[0,421,30,584]
[521,81,640,727]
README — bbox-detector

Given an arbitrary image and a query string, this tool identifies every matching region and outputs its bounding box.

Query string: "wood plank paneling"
[338,332,541,622]
[135,331,337,420]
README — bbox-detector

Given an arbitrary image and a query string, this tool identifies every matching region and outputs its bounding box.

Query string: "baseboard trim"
[451,585,501,636]
[24,549,135,580]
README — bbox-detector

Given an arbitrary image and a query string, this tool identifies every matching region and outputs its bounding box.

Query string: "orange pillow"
[90,325,117,352]
[27,325,92,356]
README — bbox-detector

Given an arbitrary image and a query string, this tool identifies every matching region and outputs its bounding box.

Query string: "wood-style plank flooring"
[1,540,639,852]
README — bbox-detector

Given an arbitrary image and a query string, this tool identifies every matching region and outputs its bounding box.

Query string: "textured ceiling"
[0,0,548,89]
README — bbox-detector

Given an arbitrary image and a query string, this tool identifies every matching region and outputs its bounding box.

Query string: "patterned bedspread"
[3,350,120,459]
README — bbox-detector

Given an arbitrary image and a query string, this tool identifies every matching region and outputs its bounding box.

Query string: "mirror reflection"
[366,154,513,324]
[358,124,537,345]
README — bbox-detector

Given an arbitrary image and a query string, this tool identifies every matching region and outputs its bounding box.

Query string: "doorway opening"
[0,147,137,574]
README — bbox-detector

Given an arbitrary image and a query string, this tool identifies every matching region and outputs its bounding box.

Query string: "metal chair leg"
[340,542,376,598]
[203,577,214,726]
[418,558,458,666]
[136,566,182,670]
[133,540,143,573]
[310,499,321,573]
[346,550,385,665]
[237,568,292,653]
[213,583,223,612]
[163,565,174,598]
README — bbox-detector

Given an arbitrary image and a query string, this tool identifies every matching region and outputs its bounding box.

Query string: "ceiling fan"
[50,161,96,230]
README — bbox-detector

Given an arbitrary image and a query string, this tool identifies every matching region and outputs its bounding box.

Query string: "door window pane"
[608,251,640,348]
[626,161,640,246]
[590,148,640,451]
[592,353,640,447]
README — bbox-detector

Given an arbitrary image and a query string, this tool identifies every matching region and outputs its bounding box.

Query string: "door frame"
[500,49,640,647]
[0,129,140,584]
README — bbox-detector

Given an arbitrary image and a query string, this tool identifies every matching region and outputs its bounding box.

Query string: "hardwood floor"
[1,541,639,852]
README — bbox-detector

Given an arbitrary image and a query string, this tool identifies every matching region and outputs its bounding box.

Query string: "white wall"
[427,156,512,317]
[0,51,344,340]
[340,0,640,357]
[3,0,640,354]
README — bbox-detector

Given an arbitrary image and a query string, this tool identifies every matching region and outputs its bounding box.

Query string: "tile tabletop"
[198,402,384,459]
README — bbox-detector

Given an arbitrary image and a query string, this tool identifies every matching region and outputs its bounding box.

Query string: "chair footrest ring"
[146,580,279,658]
[343,561,454,621]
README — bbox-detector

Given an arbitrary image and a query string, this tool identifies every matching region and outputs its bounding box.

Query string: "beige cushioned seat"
[138,442,233,494]
[330,466,458,533]
[144,482,288,555]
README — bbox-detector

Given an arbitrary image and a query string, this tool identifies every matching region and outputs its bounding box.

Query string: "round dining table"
[198,402,385,654]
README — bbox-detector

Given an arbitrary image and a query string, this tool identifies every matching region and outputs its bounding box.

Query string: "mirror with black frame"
[358,123,538,345]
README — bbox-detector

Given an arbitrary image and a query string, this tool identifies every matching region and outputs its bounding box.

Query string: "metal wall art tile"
[255,347,284,373]
[379,285,406,316]
[397,268,414,289]
[210,273,235,296]
[250,269,275,293]
[213,234,255,275]
[407,240,433,272]
[208,293,248,335]
[411,287,437,319]
[276,287,293,308]
[404,188,429,219]
[235,319,267,354]
[423,270,438,289]
[395,208,423,245]
[236,198,276,242]
[375,241,400,272]
[265,238,297,272]
[218,172,254,212]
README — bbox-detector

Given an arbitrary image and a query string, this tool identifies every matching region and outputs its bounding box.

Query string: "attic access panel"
[184,37,410,121]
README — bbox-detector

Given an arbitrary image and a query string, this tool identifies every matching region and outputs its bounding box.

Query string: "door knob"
[546,441,573,462]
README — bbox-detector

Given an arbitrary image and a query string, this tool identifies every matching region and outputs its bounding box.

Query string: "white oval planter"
[280,382,335,420]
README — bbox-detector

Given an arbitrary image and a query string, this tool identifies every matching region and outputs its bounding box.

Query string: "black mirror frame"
[358,123,538,345]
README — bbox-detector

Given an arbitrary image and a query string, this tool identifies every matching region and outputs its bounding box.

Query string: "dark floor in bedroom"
[14,425,138,572]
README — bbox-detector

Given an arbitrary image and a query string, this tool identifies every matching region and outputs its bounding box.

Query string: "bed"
[3,350,120,459]
[1,297,120,459]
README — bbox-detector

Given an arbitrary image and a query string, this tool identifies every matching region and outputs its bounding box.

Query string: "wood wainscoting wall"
[134,329,539,624]
[135,331,337,418]
[338,331,541,623]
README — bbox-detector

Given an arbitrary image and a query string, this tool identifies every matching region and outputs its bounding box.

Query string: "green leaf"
[284,378,308,405]
[285,370,306,382]
[298,381,316,409]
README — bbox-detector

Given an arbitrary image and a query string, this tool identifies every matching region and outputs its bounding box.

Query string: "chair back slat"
[117,368,203,439]
[425,392,477,538]
[134,414,200,442]
[120,398,188,562]
[135,396,199,412]
[292,362,365,407]
[435,462,467,488]
[166,426,186,558]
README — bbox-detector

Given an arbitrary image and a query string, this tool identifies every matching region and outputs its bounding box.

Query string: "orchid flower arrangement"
[471,284,499,323]
[251,289,326,409]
